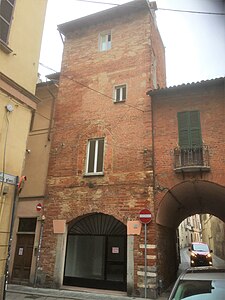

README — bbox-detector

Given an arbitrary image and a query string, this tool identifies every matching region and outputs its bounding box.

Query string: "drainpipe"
[3,176,19,300]
[34,215,45,287]
[150,93,160,295]
[33,83,56,286]
[46,85,56,141]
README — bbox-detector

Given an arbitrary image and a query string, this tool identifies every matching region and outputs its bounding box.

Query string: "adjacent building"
[0,0,47,296]
[201,214,225,260]
[9,77,58,286]
[178,215,202,249]
[149,77,225,288]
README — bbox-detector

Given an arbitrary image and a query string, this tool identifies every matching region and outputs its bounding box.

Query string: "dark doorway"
[63,213,127,291]
[12,218,36,283]
[12,234,35,281]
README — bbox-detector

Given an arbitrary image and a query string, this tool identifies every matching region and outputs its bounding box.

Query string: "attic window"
[99,31,111,51]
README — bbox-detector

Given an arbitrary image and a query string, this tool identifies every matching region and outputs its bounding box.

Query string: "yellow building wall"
[0,95,32,294]
[0,97,32,175]
[0,0,48,294]
[0,0,48,93]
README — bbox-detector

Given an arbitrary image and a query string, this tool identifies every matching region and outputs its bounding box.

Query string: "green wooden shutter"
[178,112,190,148]
[177,111,202,148]
[189,111,202,147]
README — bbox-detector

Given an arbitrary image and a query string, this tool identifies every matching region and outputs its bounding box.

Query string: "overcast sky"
[38,0,225,87]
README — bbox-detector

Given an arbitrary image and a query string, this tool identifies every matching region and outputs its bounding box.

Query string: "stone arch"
[156,180,225,228]
[156,180,225,290]
[64,212,127,291]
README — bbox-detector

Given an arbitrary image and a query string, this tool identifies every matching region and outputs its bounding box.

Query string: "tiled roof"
[58,0,156,35]
[148,77,225,96]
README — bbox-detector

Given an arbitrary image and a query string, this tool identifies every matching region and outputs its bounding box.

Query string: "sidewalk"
[6,284,169,300]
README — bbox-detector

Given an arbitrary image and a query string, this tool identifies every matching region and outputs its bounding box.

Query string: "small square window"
[114,85,126,102]
[86,138,104,175]
[99,32,111,51]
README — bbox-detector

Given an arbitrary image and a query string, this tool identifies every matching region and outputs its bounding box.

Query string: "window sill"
[99,49,111,52]
[114,100,126,104]
[83,172,104,177]
[174,166,210,173]
[0,40,13,54]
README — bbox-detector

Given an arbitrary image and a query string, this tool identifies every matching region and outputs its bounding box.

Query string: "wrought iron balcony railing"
[174,145,210,173]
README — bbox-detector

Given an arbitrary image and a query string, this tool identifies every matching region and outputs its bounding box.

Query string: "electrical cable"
[73,0,119,5]
[35,111,51,121]
[72,0,225,15]
[39,62,146,112]
[158,7,225,16]
[0,89,51,122]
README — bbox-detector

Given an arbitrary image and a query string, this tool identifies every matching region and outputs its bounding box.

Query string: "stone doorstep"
[6,284,154,300]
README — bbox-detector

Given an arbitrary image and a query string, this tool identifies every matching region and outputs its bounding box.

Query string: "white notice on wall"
[18,248,23,255]
[112,247,119,254]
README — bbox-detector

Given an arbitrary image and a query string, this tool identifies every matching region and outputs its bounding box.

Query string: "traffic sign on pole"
[36,203,43,212]
[139,208,152,224]
[139,208,152,298]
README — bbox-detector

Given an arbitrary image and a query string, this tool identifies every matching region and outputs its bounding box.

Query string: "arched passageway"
[157,180,225,228]
[63,213,127,291]
[156,180,225,289]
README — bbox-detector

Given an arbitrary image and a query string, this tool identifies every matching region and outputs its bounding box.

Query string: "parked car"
[189,242,213,267]
[168,267,225,299]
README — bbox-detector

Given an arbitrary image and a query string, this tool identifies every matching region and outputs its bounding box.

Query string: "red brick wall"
[41,7,166,292]
[152,82,225,287]
[153,84,225,200]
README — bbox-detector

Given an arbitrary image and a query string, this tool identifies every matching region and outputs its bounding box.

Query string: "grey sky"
[39,0,225,86]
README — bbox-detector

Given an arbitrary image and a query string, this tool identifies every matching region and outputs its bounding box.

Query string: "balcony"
[174,145,210,173]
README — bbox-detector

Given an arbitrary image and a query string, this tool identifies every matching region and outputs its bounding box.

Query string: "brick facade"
[40,1,166,298]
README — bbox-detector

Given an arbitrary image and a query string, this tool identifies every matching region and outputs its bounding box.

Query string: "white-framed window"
[114,85,126,102]
[99,31,111,52]
[0,0,15,44]
[86,138,104,175]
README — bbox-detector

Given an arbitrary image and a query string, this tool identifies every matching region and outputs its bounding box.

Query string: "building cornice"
[0,72,40,110]
[148,77,225,97]
[58,0,157,35]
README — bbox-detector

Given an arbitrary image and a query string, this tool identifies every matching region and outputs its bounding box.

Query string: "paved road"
[5,285,169,300]
[5,291,169,300]
[179,247,225,273]
[5,248,224,300]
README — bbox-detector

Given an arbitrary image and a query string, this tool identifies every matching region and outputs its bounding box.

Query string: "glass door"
[106,236,126,283]
[63,213,127,291]
[64,235,105,280]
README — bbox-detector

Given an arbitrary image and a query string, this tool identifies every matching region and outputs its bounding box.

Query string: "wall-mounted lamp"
[5,104,14,112]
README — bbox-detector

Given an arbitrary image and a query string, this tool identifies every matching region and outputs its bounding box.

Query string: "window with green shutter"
[177,111,202,148]
[177,111,203,167]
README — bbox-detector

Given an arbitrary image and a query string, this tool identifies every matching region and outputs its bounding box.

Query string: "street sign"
[139,208,152,224]
[0,172,17,185]
[36,203,43,212]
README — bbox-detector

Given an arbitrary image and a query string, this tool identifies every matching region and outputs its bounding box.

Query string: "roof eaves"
[58,0,152,35]
[147,77,225,97]
[0,72,40,104]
